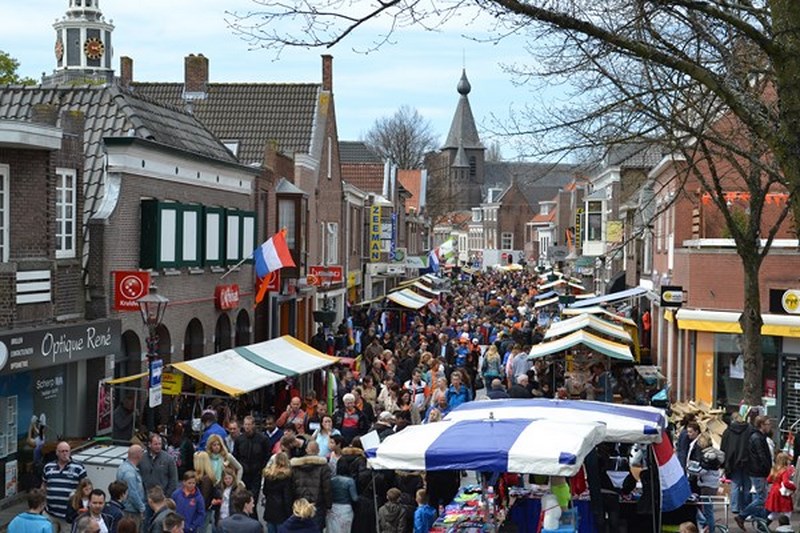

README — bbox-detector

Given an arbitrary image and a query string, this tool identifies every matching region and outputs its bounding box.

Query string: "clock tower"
[45,0,114,86]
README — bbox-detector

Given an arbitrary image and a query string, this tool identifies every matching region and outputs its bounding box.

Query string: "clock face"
[55,39,64,61]
[84,38,104,60]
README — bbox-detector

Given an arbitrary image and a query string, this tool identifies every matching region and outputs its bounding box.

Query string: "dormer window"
[222,140,240,157]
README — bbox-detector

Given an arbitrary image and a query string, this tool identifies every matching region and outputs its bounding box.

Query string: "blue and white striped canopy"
[444,399,666,443]
[366,418,606,475]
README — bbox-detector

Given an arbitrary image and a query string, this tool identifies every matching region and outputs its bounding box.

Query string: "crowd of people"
[11,267,660,533]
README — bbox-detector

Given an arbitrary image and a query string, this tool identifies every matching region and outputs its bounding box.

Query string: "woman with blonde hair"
[481,344,504,382]
[205,433,242,484]
[430,376,448,405]
[263,452,293,533]
[278,498,320,533]
[193,451,220,531]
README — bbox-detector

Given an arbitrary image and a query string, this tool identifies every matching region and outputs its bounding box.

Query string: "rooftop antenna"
[462,49,466,69]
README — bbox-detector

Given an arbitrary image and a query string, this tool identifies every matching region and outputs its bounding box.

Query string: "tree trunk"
[739,250,764,406]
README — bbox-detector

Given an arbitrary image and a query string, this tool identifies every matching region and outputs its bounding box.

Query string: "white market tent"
[366,418,607,475]
[568,286,651,308]
[444,398,666,443]
[171,335,338,396]
[534,296,560,309]
[386,288,433,309]
[544,313,633,345]
[529,329,634,361]
[561,306,637,327]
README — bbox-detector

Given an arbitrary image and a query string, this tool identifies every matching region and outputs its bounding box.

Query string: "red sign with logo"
[113,271,151,311]
[308,265,343,285]
[215,284,240,310]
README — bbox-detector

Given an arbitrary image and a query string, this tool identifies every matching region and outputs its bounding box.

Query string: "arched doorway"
[117,330,142,378]
[235,310,251,347]
[156,324,172,364]
[214,314,232,352]
[183,319,204,360]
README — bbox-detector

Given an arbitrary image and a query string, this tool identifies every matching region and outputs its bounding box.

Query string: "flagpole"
[219,253,253,280]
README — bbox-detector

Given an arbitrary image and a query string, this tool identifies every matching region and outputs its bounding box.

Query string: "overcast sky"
[1,0,552,159]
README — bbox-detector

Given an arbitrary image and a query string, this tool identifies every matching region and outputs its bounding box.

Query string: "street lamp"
[312,271,336,329]
[137,285,169,430]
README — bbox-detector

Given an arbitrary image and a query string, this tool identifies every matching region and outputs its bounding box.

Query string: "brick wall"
[101,169,255,365]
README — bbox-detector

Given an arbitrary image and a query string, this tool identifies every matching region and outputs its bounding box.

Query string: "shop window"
[713,333,778,412]
[55,167,77,259]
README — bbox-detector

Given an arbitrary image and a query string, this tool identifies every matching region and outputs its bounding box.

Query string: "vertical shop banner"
[370,206,382,262]
[96,381,113,436]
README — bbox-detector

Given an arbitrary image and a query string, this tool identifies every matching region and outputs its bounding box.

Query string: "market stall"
[443,398,667,443]
[366,417,608,532]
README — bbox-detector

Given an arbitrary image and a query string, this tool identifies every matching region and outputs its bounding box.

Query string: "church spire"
[443,69,482,150]
[46,0,114,86]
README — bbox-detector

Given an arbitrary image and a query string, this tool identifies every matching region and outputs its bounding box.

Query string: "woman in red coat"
[766,452,796,521]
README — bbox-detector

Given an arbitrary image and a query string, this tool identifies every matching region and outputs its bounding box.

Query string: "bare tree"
[485,140,503,162]
[362,105,439,169]
[228,0,800,405]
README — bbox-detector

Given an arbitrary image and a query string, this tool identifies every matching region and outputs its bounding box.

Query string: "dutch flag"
[653,430,691,512]
[254,230,295,278]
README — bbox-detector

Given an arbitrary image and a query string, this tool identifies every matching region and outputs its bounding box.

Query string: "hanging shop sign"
[113,271,151,311]
[214,284,240,310]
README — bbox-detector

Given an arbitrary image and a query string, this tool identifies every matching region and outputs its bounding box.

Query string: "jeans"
[266,523,279,533]
[739,476,767,520]
[728,469,751,515]
[698,487,715,531]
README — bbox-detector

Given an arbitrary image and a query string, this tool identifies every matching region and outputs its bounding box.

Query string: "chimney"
[184,54,209,96]
[120,56,133,88]
[30,104,59,126]
[321,54,332,92]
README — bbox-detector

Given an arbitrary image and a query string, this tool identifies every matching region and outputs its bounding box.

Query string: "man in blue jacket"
[197,411,227,451]
[115,445,146,529]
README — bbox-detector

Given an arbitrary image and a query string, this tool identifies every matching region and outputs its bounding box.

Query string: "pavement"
[0,494,26,532]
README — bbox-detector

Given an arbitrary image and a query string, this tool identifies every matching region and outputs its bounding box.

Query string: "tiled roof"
[339,141,382,163]
[484,161,577,207]
[0,84,239,275]
[132,82,321,165]
[530,209,556,225]
[341,161,384,194]
[397,169,422,211]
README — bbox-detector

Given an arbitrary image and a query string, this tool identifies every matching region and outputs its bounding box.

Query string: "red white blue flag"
[254,229,295,278]
[653,430,691,512]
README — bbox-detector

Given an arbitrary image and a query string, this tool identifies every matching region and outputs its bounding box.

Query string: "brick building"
[0,107,128,500]
[133,54,347,341]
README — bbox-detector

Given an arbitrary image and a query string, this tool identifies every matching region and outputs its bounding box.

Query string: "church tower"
[441,69,485,209]
[45,0,115,85]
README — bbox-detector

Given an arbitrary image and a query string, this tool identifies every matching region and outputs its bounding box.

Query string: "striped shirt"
[43,460,87,519]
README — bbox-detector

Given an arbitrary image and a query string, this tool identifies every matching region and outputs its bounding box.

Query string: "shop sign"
[309,265,343,285]
[782,289,800,314]
[113,271,151,311]
[0,319,121,375]
[660,285,684,308]
[370,206,382,262]
[214,284,240,310]
[347,271,361,288]
[162,372,183,395]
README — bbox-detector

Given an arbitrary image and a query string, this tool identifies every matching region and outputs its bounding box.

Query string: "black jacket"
[720,421,751,472]
[290,455,332,510]
[487,388,510,400]
[509,384,532,399]
[747,430,772,477]
[218,512,263,533]
[234,431,270,475]
[262,471,293,524]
